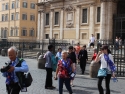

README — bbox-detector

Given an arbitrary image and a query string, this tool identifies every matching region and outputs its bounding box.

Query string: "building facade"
[0,0,38,41]
[37,0,125,44]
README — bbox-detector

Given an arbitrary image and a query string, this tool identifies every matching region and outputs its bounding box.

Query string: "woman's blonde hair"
[61,50,68,55]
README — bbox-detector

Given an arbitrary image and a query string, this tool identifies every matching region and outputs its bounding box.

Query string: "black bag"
[23,72,33,87]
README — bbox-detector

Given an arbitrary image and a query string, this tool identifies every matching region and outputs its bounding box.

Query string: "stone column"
[89,5,95,39]
[50,9,54,39]
[60,8,64,40]
[76,5,80,40]
[41,10,45,40]
[37,12,41,40]
[100,2,106,39]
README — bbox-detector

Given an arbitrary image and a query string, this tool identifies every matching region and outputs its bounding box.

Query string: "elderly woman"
[54,50,74,94]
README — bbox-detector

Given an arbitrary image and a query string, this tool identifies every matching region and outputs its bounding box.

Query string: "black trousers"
[45,68,53,88]
[97,74,111,94]
[80,60,86,74]
[6,83,20,94]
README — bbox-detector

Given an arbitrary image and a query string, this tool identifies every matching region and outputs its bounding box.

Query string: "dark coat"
[78,49,88,61]
[67,52,76,63]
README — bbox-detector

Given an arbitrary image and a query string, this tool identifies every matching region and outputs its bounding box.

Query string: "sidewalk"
[0,56,124,94]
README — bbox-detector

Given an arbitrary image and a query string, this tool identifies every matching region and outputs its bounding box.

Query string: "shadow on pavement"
[74,85,121,94]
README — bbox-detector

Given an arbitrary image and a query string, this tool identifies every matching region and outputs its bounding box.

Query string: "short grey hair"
[8,46,18,53]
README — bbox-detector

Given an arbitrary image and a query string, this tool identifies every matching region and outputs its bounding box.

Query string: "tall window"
[2,14,4,21]
[1,28,4,38]
[2,4,5,10]
[15,29,18,36]
[5,3,9,10]
[29,29,34,36]
[4,29,7,38]
[23,2,27,8]
[22,29,27,36]
[16,0,19,8]
[45,34,49,39]
[97,7,101,22]
[30,3,35,9]
[22,14,27,20]
[82,8,88,23]
[16,12,19,20]
[11,13,14,20]
[46,13,49,25]
[10,29,13,36]
[30,15,35,21]
[5,14,8,21]
[12,1,15,9]
[55,12,59,25]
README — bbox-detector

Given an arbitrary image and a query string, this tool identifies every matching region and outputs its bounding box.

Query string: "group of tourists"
[44,43,117,94]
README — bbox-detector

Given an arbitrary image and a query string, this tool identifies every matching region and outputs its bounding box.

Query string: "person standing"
[95,45,116,94]
[89,34,95,48]
[67,46,76,86]
[2,46,29,94]
[45,44,55,89]
[56,48,62,60]
[54,51,74,94]
[78,45,88,74]
[75,43,81,60]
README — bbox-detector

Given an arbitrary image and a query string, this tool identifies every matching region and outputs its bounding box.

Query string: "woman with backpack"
[95,45,116,94]
[54,50,75,94]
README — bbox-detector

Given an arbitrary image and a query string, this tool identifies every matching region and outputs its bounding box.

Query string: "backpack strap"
[15,58,25,88]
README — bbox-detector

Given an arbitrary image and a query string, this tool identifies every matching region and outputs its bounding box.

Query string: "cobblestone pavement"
[0,56,124,94]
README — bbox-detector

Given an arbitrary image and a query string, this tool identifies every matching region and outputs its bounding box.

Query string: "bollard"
[17,50,22,58]
[37,52,41,61]
[1,49,6,56]
[89,61,100,78]
[38,55,46,69]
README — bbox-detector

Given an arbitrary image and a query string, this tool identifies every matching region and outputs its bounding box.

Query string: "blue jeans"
[58,77,73,94]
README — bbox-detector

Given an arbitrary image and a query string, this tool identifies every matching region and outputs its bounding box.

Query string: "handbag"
[97,68,108,77]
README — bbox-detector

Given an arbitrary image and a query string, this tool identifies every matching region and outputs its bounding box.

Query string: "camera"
[0,62,11,73]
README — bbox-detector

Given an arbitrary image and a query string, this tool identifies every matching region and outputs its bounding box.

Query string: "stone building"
[37,0,125,44]
[0,0,38,42]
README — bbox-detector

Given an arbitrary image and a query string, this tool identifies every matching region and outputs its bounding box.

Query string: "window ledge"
[54,25,60,27]
[95,22,100,25]
[45,25,50,27]
[81,23,89,26]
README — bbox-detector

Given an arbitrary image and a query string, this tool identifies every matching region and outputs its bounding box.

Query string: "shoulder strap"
[16,58,24,67]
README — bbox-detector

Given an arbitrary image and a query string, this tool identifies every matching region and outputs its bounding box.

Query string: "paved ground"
[0,56,124,94]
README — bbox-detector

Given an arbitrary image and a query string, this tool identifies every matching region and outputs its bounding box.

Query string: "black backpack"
[16,58,33,88]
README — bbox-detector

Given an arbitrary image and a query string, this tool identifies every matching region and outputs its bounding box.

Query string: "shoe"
[45,86,56,90]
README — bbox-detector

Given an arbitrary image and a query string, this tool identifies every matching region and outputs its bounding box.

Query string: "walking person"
[95,45,116,94]
[1,46,29,94]
[78,45,88,74]
[67,46,76,86]
[115,36,119,50]
[45,44,56,89]
[54,51,74,94]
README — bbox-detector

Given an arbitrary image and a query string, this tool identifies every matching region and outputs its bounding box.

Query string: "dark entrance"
[113,0,125,40]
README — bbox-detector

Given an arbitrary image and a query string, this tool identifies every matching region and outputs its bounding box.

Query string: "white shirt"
[90,37,95,43]
[99,53,114,73]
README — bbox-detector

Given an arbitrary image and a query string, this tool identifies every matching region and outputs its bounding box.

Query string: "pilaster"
[60,7,64,40]
[89,5,95,39]
[50,9,54,39]
[41,10,45,40]
[37,12,41,40]
[76,5,80,40]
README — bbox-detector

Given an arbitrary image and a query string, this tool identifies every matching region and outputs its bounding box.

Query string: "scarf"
[6,61,15,85]
[104,54,116,72]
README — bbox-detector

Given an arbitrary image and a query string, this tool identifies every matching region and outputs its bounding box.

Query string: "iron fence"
[97,40,125,77]
[0,39,70,59]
